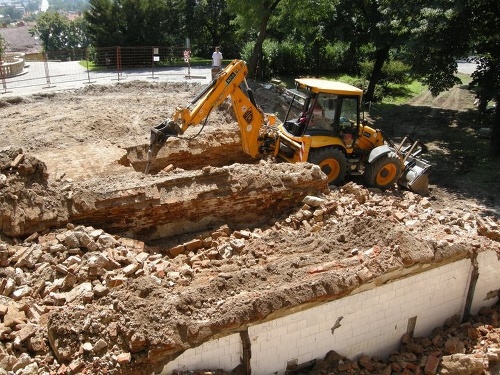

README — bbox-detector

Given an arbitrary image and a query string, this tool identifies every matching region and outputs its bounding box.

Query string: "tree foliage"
[187,0,237,57]
[405,0,499,155]
[84,0,180,47]
[405,1,467,96]
[226,0,282,77]
[30,11,89,51]
[465,0,500,155]
[1,6,24,23]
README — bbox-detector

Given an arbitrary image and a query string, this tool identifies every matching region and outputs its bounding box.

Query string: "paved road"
[1,60,212,97]
[457,61,479,75]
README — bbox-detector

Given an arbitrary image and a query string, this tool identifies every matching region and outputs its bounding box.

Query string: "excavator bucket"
[399,157,431,196]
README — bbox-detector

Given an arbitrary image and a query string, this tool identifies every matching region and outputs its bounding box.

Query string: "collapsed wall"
[1,118,500,374]
[164,250,500,375]
[0,147,327,240]
[69,161,327,241]
[1,148,499,374]
[2,78,499,375]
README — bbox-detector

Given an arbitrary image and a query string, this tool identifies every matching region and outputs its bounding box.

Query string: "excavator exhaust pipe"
[144,120,182,174]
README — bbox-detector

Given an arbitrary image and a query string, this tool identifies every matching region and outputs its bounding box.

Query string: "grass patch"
[79,60,96,70]
[381,81,426,105]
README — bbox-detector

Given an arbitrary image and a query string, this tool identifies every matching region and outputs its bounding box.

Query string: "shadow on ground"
[368,97,499,214]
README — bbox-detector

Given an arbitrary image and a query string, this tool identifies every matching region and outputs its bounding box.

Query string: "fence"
[0,46,211,95]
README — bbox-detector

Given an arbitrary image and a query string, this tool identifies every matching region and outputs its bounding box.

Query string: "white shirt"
[212,51,223,67]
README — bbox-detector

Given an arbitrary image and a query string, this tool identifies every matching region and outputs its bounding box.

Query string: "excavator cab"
[283,83,361,146]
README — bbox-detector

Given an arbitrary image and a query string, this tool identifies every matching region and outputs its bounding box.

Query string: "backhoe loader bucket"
[391,137,431,196]
[398,157,431,196]
[144,120,182,174]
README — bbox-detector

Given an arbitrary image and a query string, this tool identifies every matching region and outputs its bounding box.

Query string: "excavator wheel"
[308,147,347,185]
[364,151,402,190]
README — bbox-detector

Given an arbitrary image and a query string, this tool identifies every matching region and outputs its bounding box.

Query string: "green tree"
[466,0,500,155]
[84,0,123,46]
[406,1,468,96]
[85,0,182,47]
[1,6,24,22]
[269,0,341,73]
[30,11,89,51]
[226,0,282,77]
[68,16,90,48]
[29,12,71,51]
[188,0,237,57]
[409,0,499,155]
[333,0,420,102]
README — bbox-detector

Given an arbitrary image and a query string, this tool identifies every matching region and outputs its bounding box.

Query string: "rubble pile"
[0,176,499,373]
[1,224,181,375]
[305,309,500,375]
[0,148,328,240]
[1,83,499,374]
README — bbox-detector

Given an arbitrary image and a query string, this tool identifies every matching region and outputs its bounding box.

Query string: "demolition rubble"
[0,81,499,374]
[1,147,500,374]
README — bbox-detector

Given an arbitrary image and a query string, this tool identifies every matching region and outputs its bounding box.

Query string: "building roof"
[0,25,41,53]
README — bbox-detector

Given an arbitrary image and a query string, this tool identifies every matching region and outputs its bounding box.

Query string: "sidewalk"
[1,60,212,97]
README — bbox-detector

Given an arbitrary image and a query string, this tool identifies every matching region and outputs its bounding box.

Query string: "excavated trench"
[124,133,255,174]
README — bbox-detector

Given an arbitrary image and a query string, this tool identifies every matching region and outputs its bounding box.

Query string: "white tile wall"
[161,333,241,374]
[472,249,500,315]
[249,260,471,374]
[161,250,499,374]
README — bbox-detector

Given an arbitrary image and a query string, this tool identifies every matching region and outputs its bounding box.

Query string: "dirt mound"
[0,80,499,374]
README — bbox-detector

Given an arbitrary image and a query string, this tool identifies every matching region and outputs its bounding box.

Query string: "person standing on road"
[211,46,223,80]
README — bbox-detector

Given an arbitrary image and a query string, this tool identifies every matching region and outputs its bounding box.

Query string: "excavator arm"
[145,59,278,174]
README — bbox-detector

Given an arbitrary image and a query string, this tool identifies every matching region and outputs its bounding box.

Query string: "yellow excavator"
[145,59,430,195]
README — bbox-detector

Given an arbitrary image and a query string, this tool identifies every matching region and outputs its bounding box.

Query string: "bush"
[240,40,306,79]
[359,59,412,100]
[360,59,411,84]
[265,40,306,77]
[383,60,412,85]
[318,41,351,73]
[239,41,254,62]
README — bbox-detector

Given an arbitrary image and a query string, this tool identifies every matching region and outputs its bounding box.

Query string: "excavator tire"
[308,147,347,185]
[364,151,402,190]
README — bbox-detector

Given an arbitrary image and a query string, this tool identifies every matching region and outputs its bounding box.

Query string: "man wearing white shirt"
[211,46,223,80]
